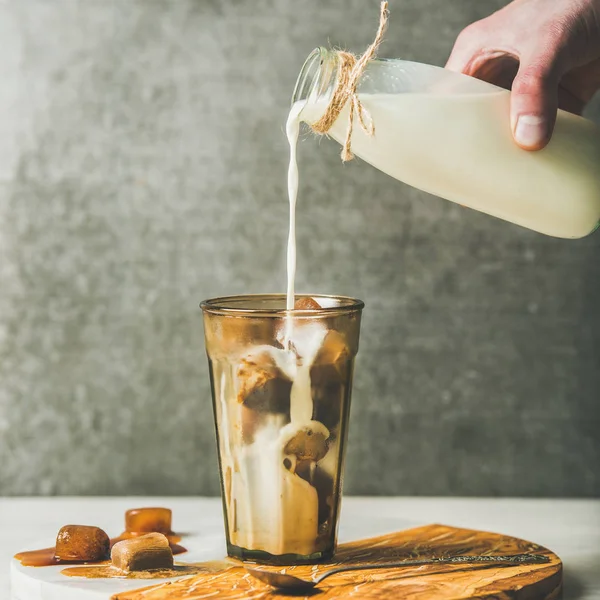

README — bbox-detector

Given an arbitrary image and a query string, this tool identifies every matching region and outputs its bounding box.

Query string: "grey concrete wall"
[0,0,599,497]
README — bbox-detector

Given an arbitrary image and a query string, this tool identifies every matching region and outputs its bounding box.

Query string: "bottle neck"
[291,48,339,110]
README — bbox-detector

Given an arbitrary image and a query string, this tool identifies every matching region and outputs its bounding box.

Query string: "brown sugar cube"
[111,533,173,573]
[125,507,172,535]
[294,297,322,310]
[284,424,329,462]
[55,525,110,562]
[237,351,291,413]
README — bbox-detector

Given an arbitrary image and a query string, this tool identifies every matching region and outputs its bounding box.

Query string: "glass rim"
[200,293,364,318]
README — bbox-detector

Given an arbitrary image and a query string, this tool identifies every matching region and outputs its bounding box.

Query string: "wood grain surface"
[112,523,562,599]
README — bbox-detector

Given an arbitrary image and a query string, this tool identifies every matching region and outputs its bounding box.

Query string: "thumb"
[511,55,562,151]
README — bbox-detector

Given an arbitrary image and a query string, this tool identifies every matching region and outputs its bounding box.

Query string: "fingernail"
[514,115,545,148]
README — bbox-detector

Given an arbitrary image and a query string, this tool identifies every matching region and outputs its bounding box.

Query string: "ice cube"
[237,350,292,413]
[310,330,351,395]
[54,525,110,562]
[111,533,173,573]
[309,330,351,429]
[313,330,350,371]
[283,422,330,462]
[125,507,172,535]
[294,297,322,310]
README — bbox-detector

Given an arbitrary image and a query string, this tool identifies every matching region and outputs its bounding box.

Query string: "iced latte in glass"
[201,294,363,564]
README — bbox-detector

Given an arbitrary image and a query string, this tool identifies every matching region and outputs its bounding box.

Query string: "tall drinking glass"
[201,294,363,564]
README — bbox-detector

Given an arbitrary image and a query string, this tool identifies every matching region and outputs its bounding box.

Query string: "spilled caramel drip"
[61,564,202,580]
[14,547,75,568]
[61,559,236,581]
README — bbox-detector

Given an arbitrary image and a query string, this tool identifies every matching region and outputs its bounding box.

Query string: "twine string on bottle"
[310,1,389,161]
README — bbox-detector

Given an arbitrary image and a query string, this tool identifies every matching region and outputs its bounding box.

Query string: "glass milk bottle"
[291,48,600,239]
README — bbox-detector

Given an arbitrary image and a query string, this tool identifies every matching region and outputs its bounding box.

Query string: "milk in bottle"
[290,49,600,239]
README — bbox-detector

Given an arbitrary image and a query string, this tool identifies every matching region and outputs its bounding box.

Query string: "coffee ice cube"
[237,351,292,413]
[310,330,351,429]
[294,297,322,310]
[283,422,330,462]
[313,330,350,374]
[55,525,110,562]
[111,533,173,573]
[125,507,172,535]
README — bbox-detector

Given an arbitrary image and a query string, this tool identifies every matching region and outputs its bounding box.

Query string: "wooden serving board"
[113,524,562,600]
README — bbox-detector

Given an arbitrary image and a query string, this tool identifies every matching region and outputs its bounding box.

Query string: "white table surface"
[1,497,599,599]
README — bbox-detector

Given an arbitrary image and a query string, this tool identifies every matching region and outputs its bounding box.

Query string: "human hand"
[446,0,600,150]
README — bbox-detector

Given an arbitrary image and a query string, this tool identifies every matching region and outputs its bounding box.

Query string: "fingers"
[448,27,564,151]
[510,56,561,150]
[448,12,574,151]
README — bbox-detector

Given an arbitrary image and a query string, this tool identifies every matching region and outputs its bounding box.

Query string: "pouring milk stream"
[218,103,327,557]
